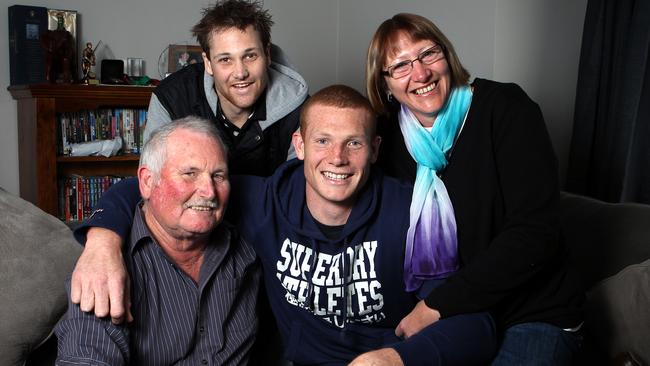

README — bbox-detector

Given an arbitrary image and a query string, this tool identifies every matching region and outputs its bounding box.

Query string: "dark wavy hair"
[191,0,273,58]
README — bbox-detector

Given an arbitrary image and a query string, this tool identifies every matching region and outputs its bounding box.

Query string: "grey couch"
[2,188,649,365]
[560,192,650,365]
[0,188,80,366]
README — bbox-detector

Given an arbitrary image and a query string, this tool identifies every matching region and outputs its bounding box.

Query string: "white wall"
[0,0,586,195]
[336,0,497,94]
[494,0,587,184]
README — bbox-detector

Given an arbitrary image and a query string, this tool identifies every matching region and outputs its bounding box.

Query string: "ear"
[138,165,155,200]
[202,52,213,76]
[292,130,305,160]
[369,135,382,164]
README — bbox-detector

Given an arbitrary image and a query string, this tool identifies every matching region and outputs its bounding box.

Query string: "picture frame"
[48,8,78,81]
[167,45,203,74]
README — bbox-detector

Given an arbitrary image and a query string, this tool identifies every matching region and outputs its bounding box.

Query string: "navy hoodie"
[228,159,417,364]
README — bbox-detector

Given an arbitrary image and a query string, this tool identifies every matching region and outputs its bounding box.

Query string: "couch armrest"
[559,192,650,288]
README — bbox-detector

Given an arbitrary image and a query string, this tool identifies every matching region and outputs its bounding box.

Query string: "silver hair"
[139,116,228,179]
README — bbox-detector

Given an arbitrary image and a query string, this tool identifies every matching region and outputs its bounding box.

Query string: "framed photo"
[48,9,78,80]
[168,45,203,74]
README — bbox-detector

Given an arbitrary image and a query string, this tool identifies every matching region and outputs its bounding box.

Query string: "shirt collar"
[128,202,154,256]
[215,89,268,126]
[128,202,231,282]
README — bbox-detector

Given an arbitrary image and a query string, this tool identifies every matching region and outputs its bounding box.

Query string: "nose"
[410,59,430,81]
[196,174,217,200]
[232,59,250,80]
[330,143,349,166]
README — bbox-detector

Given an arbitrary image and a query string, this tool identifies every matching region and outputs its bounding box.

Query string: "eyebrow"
[311,131,367,141]
[388,44,437,62]
[177,165,227,173]
[212,47,261,57]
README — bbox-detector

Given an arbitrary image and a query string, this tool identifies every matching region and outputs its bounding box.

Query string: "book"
[58,174,131,222]
[56,107,147,156]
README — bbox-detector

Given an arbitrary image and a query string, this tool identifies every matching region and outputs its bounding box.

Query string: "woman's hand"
[395,300,441,338]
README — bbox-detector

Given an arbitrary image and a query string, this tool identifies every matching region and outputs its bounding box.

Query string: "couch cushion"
[0,188,81,365]
[583,259,650,364]
[560,192,650,288]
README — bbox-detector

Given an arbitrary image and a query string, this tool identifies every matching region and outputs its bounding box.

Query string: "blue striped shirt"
[56,205,260,365]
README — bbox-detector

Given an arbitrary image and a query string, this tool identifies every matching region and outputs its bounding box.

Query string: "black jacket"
[154,62,306,176]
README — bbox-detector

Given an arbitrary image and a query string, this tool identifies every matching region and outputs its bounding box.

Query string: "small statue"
[41,12,74,83]
[82,42,97,83]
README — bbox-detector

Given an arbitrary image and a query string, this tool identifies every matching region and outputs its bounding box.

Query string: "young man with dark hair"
[147,0,308,176]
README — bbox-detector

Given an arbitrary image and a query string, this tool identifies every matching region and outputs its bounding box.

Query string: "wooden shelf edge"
[8,84,155,100]
[57,154,140,163]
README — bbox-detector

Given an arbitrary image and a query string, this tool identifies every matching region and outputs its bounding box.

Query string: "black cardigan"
[377,78,583,330]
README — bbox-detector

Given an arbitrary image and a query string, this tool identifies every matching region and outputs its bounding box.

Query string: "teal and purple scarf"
[399,85,472,292]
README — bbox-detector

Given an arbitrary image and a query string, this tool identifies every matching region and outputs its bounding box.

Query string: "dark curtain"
[566,0,650,203]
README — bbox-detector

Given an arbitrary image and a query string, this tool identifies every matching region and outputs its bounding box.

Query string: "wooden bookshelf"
[8,84,154,218]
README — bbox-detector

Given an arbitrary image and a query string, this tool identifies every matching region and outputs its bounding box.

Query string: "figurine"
[41,12,74,83]
[82,41,97,83]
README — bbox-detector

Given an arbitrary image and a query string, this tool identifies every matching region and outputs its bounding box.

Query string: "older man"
[56,117,260,365]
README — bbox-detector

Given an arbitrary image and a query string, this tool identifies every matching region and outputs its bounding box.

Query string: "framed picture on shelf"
[167,45,203,74]
[47,8,78,82]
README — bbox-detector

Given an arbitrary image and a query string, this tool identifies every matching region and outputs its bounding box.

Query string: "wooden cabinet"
[8,84,154,218]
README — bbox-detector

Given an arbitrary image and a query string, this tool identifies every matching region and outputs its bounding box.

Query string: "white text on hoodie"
[276,238,386,327]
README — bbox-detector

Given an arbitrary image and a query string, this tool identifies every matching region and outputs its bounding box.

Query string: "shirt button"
[254,135,261,141]
[201,359,208,365]
[199,326,205,333]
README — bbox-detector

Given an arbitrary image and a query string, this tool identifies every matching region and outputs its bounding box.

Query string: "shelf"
[9,84,153,218]
[57,154,140,163]
[8,84,155,112]
[8,83,155,100]
[57,154,140,177]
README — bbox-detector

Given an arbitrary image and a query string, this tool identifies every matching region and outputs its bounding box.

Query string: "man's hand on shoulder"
[395,300,441,338]
[70,227,132,324]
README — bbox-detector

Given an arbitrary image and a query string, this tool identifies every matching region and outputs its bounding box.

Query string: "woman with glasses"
[363,13,584,365]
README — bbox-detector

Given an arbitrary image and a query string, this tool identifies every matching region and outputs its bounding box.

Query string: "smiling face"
[383,31,451,127]
[202,25,270,122]
[293,104,381,224]
[140,128,230,243]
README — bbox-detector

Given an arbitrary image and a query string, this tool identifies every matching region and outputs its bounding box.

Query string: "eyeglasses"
[382,44,445,79]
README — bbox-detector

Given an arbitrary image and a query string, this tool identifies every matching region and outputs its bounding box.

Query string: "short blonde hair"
[300,85,376,137]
